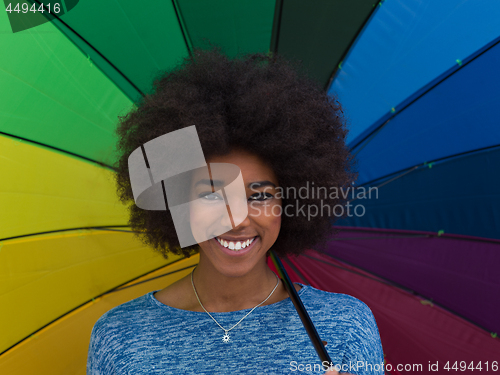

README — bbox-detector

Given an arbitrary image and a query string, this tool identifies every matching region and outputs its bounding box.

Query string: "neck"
[191,255,279,312]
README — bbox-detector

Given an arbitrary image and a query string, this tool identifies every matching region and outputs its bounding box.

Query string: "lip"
[213,236,259,256]
[217,236,257,241]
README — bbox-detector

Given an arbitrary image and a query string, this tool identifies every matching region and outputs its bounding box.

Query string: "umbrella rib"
[0,131,118,171]
[0,226,131,242]
[331,226,500,246]
[171,0,193,55]
[0,261,196,357]
[347,165,418,204]
[325,1,382,91]
[282,257,310,285]
[88,227,138,233]
[303,251,497,335]
[302,251,413,293]
[348,35,500,152]
[269,0,284,54]
[31,0,145,99]
[327,234,430,240]
[355,143,500,191]
[102,264,197,294]
[351,119,391,158]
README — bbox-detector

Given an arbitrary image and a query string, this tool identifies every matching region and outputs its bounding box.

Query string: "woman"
[87,47,385,374]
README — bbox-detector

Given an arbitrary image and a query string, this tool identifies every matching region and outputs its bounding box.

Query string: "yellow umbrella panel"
[0,134,197,373]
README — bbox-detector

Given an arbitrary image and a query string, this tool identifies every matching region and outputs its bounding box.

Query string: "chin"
[215,263,255,278]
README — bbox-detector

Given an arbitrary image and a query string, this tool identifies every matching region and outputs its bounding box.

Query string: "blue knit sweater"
[87,284,385,374]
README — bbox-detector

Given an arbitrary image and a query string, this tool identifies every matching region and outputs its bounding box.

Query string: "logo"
[128,125,248,248]
[5,1,80,33]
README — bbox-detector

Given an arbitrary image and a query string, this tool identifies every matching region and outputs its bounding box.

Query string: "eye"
[199,192,223,201]
[248,192,274,202]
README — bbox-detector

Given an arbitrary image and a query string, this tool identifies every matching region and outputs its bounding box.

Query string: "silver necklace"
[191,268,280,343]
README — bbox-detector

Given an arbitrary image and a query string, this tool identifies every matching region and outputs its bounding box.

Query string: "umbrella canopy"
[1,0,499,373]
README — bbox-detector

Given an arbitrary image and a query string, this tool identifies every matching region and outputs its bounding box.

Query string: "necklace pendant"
[222,331,230,343]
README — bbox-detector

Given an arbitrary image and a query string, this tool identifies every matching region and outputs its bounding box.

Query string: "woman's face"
[189,149,282,277]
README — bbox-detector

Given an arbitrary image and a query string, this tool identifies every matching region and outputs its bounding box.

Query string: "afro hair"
[114,46,357,259]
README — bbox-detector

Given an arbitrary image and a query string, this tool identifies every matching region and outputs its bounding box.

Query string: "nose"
[209,161,249,230]
[220,197,251,229]
[231,210,251,230]
[219,202,233,228]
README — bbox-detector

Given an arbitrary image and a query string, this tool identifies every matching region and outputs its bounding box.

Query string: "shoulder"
[87,292,158,373]
[88,292,158,359]
[299,285,379,331]
[300,286,384,367]
[301,285,373,316]
[90,292,154,339]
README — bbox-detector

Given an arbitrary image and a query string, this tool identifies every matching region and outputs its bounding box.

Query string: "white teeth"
[216,237,229,248]
[216,236,256,251]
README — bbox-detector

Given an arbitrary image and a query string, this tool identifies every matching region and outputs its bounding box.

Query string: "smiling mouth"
[215,236,257,251]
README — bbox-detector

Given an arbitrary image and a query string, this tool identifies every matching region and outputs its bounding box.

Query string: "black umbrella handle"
[269,251,332,365]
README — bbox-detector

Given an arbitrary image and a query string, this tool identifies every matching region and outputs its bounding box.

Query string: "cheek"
[188,201,220,242]
[266,201,282,239]
[190,200,226,222]
[189,201,205,227]
[268,218,281,243]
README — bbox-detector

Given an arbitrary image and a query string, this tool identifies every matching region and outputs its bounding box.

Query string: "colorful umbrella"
[1,0,499,373]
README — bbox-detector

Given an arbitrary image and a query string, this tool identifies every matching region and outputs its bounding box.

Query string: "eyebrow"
[194,179,277,189]
[194,179,224,188]
[249,181,276,189]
